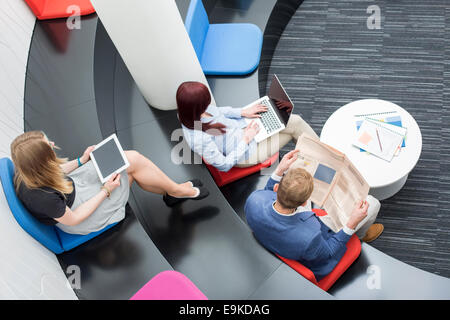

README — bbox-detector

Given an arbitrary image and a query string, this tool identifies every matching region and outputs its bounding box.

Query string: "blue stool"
[0,158,117,254]
[185,0,263,75]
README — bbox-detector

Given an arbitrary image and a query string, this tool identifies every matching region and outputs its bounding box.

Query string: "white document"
[354,110,400,123]
[353,118,406,162]
[292,134,369,232]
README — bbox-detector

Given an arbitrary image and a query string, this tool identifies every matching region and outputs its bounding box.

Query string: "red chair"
[276,208,361,291]
[204,152,279,187]
[25,0,95,20]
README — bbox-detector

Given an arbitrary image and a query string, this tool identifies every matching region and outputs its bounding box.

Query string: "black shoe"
[189,179,203,188]
[190,186,209,200]
[162,186,209,207]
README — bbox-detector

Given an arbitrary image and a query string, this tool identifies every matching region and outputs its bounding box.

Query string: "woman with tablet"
[11,131,209,235]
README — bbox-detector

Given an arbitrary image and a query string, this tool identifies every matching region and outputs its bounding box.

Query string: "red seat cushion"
[277,254,319,286]
[25,0,95,20]
[204,152,279,187]
[276,209,362,291]
[317,234,361,291]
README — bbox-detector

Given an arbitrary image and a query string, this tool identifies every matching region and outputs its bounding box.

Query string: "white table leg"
[369,174,408,200]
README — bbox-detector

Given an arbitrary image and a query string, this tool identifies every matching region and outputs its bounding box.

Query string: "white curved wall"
[0,0,76,300]
[91,0,215,110]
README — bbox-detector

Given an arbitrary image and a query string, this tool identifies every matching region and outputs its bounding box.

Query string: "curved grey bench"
[329,243,450,299]
[24,15,172,300]
[24,4,330,300]
[97,18,330,300]
[23,0,450,299]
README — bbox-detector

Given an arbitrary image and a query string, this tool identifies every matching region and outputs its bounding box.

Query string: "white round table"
[320,99,422,200]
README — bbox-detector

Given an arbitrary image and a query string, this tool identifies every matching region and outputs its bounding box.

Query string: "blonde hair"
[10,131,73,196]
[277,168,314,209]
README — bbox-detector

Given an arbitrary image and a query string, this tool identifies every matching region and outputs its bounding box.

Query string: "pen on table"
[375,128,383,152]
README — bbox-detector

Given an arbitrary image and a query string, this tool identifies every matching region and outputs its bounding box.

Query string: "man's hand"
[241,104,268,118]
[346,200,369,230]
[80,145,96,164]
[275,149,299,176]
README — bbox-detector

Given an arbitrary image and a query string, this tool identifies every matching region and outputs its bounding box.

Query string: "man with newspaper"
[245,148,383,281]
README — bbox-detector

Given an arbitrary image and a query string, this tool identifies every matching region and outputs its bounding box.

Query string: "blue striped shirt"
[182,104,257,172]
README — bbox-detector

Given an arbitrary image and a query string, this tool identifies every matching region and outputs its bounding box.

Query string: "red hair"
[176,82,226,135]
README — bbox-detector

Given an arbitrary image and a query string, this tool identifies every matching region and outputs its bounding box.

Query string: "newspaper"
[290,134,369,232]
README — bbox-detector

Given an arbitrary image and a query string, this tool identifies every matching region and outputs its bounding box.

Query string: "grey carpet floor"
[263,0,450,277]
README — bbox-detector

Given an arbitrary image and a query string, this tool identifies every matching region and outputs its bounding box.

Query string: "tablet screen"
[91,139,126,179]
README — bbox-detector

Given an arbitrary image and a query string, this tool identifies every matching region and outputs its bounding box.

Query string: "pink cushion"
[130,271,207,300]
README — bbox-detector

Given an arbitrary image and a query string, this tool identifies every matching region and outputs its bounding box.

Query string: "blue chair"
[0,158,117,254]
[185,0,263,75]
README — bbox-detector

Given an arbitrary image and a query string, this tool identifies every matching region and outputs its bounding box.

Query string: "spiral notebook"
[353,118,407,162]
[354,111,406,151]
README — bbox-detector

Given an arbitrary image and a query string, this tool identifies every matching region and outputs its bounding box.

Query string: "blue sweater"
[245,176,351,280]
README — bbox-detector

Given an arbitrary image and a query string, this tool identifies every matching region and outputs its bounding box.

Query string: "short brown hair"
[277,168,314,209]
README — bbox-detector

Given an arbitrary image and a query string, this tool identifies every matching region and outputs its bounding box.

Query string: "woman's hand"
[241,104,268,118]
[61,145,95,174]
[275,149,299,176]
[243,121,260,144]
[103,173,121,195]
[80,145,96,164]
[57,174,120,226]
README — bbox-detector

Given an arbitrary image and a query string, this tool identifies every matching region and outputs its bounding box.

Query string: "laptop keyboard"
[259,99,283,134]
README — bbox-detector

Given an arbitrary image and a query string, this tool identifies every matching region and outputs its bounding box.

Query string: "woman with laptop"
[176,81,318,172]
[10,131,209,235]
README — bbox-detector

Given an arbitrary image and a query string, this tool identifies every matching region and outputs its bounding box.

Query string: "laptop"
[243,74,294,143]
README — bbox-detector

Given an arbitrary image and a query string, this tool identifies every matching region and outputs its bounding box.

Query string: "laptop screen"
[268,75,294,125]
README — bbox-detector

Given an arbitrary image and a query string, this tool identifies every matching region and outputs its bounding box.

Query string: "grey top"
[56,160,129,235]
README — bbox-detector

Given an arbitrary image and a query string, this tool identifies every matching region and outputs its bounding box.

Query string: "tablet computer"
[89,134,130,184]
